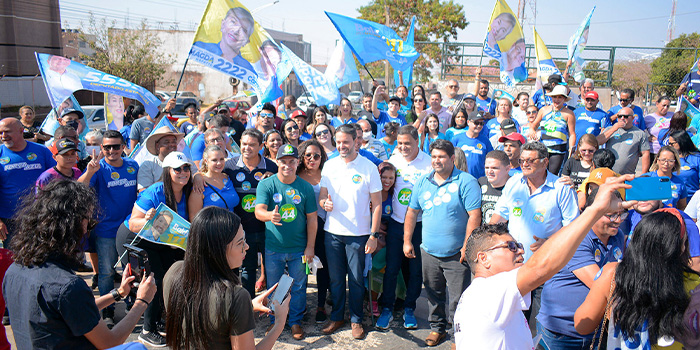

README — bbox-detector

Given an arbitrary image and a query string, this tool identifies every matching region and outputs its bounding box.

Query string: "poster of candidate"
[104,93,125,131]
[137,203,190,250]
[483,0,527,87]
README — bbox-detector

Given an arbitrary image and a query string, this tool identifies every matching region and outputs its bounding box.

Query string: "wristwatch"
[370,232,380,238]
[111,288,123,302]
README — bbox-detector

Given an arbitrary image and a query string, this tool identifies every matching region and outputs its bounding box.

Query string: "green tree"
[612,59,652,99]
[650,32,700,97]
[357,0,469,83]
[78,15,173,90]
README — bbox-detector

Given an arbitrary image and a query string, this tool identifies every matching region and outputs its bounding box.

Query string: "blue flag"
[131,117,192,165]
[281,44,340,107]
[394,16,416,88]
[325,40,360,89]
[36,53,161,117]
[568,6,595,83]
[325,11,419,72]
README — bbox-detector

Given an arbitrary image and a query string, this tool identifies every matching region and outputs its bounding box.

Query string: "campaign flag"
[189,0,285,104]
[325,11,419,72]
[493,89,514,102]
[568,6,595,83]
[137,203,190,250]
[483,0,527,87]
[325,40,360,89]
[394,16,417,88]
[130,116,192,165]
[281,44,340,107]
[36,53,161,118]
[683,97,700,130]
[533,28,561,83]
[39,94,88,139]
[104,93,125,130]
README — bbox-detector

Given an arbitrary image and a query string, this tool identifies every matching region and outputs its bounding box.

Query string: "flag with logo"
[130,117,192,165]
[393,16,417,88]
[36,53,161,117]
[39,94,88,139]
[568,6,595,83]
[483,0,527,87]
[325,40,360,89]
[281,44,340,107]
[104,93,125,130]
[325,11,419,72]
[533,28,561,83]
[137,203,190,250]
[189,0,285,104]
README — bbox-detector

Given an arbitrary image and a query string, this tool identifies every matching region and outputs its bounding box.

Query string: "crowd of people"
[0,60,700,350]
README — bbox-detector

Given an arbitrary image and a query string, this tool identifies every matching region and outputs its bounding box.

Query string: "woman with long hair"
[575,210,700,349]
[561,134,598,188]
[445,107,469,141]
[645,96,674,157]
[405,93,427,124]
[511,92,530,126]
[312,122,336,155]
[668,130,700,197]
[188,145,240,218]
[296,139,330,323]
[333,97,356,125]
[164,207,290,350]
[660,111,689,146]
[125,151,193,346]
[280,119,301,147]
[521,105,540,141]
[529,86,577,174]
[420,113,449,154]
[644,145,687,210]
[485,97,521,149]
[262,129,282,164]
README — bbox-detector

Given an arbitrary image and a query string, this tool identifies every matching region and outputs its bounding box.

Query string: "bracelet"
[136,298,150,306]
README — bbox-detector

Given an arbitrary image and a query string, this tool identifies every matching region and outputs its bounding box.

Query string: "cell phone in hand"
[625,177,672,201]
[271,274,293,314]
[123,244,150,287]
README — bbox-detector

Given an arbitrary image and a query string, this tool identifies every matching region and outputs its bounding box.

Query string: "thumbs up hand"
[324,194,333,212]
[271,205,282,226]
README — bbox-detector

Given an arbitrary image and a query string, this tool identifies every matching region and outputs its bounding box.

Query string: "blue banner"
[325,11,419,72]
[568,6,595,83]
[325,40,360,89]
[394,16,416,88]
[131,116,193,165]
[281,44,340,107]
[35,53,162,118]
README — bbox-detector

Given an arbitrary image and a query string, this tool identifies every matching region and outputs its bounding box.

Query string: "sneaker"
[375,308,393,330]
[139,330,166,347]
[2,315,9,326]
[156,321,166,336]
[403,308,418,329]
[91,275,98,290]
[315,308,327,324]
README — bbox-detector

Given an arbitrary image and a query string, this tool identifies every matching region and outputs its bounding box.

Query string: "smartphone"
[625,177,672,201]
[123,244,150,286]
[271,274,293,313]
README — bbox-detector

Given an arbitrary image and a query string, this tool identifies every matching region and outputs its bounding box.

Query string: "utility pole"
[383,0,391,88]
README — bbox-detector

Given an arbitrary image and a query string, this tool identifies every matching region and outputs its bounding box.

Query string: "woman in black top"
[561,134,598,187]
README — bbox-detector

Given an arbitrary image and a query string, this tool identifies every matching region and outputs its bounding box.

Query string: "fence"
[417,41,699,105]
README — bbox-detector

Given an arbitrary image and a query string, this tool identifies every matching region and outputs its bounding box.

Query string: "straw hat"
[145,126,184,156]
[545,85,571,101]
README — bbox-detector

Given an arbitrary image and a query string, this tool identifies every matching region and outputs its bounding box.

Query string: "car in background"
[160,97,198,117]
[155,90,171,102]
[82,105,106,131]
[221,99,252,116]
[297,92,348,110]
[348,91,363,104]
[170,91,198,99]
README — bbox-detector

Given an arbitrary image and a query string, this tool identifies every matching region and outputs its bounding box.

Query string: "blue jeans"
[325,232,369,324]
[265,249,308,326]
[381,219,422,310]
[97,236,119,310]
[535,320,593,350]
[240,230,265,298]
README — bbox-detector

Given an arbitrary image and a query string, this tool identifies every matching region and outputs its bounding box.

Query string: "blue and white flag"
[325,40,360,89]
[325,11,419,72]
[36,53,162,117]
[483,0,527,87]
[394,16,416,88]
[281,44,340,107]
[568,6,595,83]
[131,117,192,166]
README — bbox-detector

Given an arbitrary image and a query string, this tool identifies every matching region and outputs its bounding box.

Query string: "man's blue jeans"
[381,219,422,310]
[535,320,593,350]
[97,236,118,310]
[265,249,307,326]
[325,232,369,324]
[240,230,265,298]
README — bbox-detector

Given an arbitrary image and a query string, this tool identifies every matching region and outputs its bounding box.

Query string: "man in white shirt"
[358,119,387,160]
[453,175,632,349]
[319,124,383,340]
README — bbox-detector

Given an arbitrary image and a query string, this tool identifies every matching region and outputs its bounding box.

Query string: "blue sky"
[59,0,699,65]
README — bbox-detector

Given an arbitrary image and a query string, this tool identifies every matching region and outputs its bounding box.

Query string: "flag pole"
[362,64,376,81]
[173,55,191,99]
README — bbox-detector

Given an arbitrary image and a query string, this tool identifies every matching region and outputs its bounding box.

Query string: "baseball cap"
[468,110,485,121]
[218,105,229,112]
[52,138,78,155]
[162,151,191,169]
[498,132,526,145]
[276,144,298,160]
[289,109,306,119]
[578,167,625,198]
[463,93,476,101]
[584,91,599,100]
[389,96,401,104]
[60,108,84,119]
[500,118,517,135]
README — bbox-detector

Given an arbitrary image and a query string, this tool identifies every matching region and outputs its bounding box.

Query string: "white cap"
[162,151,191,168]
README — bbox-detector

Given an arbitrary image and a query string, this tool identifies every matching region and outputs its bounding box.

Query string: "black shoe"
[102,309,115,330]
[315,308,327,324]
[76,263,93,273]
[2,315,9,326]
[156,321,166,336]
[138,331,166,347]
[91,275,98,290]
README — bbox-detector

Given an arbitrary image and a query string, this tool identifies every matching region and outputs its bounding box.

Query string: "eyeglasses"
[315,129,330,137]
[618,114,633,119]
[304,153,321,161]
[172,165,191,173]
[657,158,675,164]
[206,137,224,144]
[102,144,123,151]
[526,110,537,115]
[619,98,632,102]
[604,211,628,222]
[669,141,679,146]
[414,99,425,103]
[285,125,299,132]
[260,112,275,119]
[519,157,544,165]
[579,149,595,154]
[475,240,524,262]
[448,85,458,88]
[470,121,485,126]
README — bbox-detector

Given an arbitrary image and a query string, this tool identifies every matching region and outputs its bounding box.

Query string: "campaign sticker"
[254,171,263,181]
[285,188,296,197]
[210,193,219,202]
[398,188,412,205]
[280,203,297,222]
[594,249,602,263]
[273,193,282,203]
[433,196,443,206]
[442,193,452,203]
[0,157,9,165]
[292,194,301,204]
[236,172,246,182]
[111,172,120,180]
[242,194,256,212]
[424,200,433,210]
[384,205,392,215]
[513,207,522,217]
[438,187,447,196]
[613,247,623,261]
[352,174,362,184]
[26,152,37,161]
[533,208,545,223]
[242,181,251,191]
[127,166,136,174]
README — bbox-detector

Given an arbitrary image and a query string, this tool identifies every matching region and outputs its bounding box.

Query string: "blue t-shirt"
[445,127,467,142]
[452,134,493,179]
[0,142,56,219]
[374,111,406,139]
[642,172,687,208]
[190,136,206,161]
[202,176,240,211]
[680,154,700,198]
[475,96,497,115]
[420,133,449,154]
[605,105,646,131]
[539,229,625,338]
[179,121,196,135]
[381,195,393,221]
[381,139,397,158]
[120,125,132,147]
[484,118,520,147]
[409,168,481,257]
[90,158,139,238]
[299,132,312,142]
[133,182,189,221]
[573,107,607,144]
[329,117,358,129]
[532,89,550,109]
[327,149,383,166]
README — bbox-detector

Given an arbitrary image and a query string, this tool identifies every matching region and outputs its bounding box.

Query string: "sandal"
[425,331,446,347]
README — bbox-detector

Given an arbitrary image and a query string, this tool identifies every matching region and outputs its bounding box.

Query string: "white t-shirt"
[321,154,382,236]
[389,151,433,223]
[685,191,700,220]
[454,268,534,350]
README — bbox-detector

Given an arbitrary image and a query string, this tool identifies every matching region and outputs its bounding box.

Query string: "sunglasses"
[173,165,191,173]
[519,158,544,165]
[619,98,632,102]
[102,144,123,151]
[526,110,537,115]
[260,112,275,119]
[618,114,633,119]
[475,240,524,262]
[470,121,485,126]
[414,99,425,103]
[285,125,300,132]
[315,129,330,137]
[448,85,458,88]
[304,153,321,160]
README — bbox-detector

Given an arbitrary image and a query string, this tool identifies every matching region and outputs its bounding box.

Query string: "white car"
[348,91,363,104]
[82,105,106,131]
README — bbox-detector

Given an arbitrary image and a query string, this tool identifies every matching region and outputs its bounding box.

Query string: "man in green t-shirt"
[255,144,317,340]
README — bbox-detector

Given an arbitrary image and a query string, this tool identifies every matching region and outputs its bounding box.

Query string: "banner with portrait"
[533,28,561,83]
[104,93,125,130]
[281,44,340,107]
[35,53,161,118]
[39,94,88,139]
[189,0,285,104]
[568,6,595,83]
[483,0,527,87]
[137,203,190,250]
